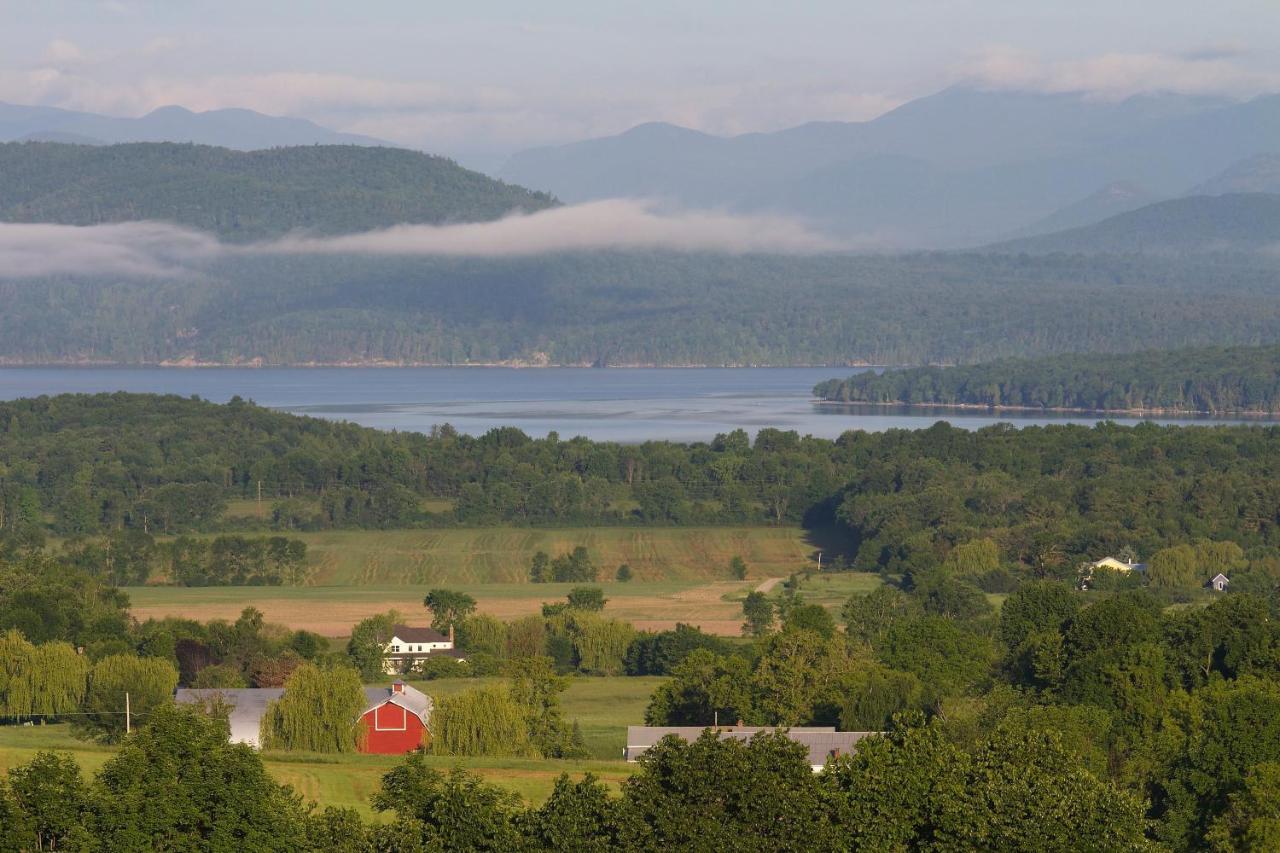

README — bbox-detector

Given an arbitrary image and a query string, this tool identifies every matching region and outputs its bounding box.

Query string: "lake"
[0,367,1270,443]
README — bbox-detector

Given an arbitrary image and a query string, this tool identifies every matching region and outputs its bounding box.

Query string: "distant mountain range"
[0,142,556,240]
[501,88,1280,247]
[0,101,388,150]
[985,193,1280,255]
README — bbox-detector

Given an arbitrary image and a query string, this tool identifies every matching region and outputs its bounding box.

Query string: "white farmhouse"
[382,624,464,674]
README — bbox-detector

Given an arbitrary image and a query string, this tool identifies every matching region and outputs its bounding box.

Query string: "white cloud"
[959,46,1280,100]
[261,200,843,256]
[0,202,842,279]
[0,222,220,279]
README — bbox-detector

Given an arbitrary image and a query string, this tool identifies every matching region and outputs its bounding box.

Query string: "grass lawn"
[411,675,664,760]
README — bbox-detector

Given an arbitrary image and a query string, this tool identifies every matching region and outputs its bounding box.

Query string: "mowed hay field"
[0,676,658,816]
[296,526,824,585]
[126,525,855,635]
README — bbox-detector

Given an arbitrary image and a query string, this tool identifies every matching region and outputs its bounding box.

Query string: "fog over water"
[0,367,1269,444]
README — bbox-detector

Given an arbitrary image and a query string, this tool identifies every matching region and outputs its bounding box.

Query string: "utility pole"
[125,691,131,735]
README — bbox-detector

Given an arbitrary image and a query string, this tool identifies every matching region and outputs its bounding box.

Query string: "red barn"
[360,681,433,754]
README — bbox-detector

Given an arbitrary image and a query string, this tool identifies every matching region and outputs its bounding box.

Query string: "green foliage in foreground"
[0,141,556,241]
[0,706,1149,852]
[816,343,1280,412]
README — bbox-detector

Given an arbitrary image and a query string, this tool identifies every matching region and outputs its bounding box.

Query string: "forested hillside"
[8,394,1280,581]
[988,192,1280,254]
[0,141,556,240]
[5,251,1280,366]
[815,344,1280,412]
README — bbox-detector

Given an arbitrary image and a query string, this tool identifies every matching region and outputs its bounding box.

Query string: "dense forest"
[4,250,1280,366]
[0,142,556,240]
[10,394,1280,585]
[814,343,1280,412]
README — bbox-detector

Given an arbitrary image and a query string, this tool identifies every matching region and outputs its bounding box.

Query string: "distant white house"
[1209,573,1230,592]
[382,624,464,675]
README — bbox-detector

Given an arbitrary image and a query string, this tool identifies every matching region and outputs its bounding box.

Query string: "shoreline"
[0,360,885,370]
[814,399,1280,418]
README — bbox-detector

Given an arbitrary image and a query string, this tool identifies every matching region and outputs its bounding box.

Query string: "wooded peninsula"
[815,344,1280,414]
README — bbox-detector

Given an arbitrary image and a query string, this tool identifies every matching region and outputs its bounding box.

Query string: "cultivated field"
[126,525,874,635]
[291,526,832,585]
[0,676,660,817]
[127,580,774,635]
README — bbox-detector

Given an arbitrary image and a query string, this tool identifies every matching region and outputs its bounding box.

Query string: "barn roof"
[364,683,432,724]
[175,687,283,748]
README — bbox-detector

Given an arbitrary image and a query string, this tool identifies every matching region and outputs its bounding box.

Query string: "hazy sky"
[2,1,1278,169]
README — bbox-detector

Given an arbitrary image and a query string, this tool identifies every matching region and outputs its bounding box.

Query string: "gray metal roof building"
[625,725,876,770]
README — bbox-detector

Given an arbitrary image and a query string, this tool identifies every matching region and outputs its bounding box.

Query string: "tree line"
[59,531,308,586]
[816,343,1280,413]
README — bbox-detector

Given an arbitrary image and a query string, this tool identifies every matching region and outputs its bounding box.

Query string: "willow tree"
[567,613,635,676]
[81,653,179,741]
[30,641,89,718]
[457,614,508,659]
[0,629,34,718]
[260,662,365,753]
[0,631,88,720]
[431,687,535,757]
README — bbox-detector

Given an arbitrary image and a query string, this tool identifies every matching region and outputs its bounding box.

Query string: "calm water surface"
[0,367,1270,443]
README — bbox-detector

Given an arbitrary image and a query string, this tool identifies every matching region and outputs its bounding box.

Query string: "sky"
[2,1,1279,170]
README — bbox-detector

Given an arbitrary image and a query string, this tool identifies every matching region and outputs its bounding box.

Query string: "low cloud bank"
[0,221,221,278]
[0,201,843,278]
[263,200,842,257]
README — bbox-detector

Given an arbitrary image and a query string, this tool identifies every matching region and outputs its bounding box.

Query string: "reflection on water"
[0,367,1273,443]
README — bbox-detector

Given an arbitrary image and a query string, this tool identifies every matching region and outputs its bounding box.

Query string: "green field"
[0,676,660,816]
[286,526,833,585]
[410,675,664,760]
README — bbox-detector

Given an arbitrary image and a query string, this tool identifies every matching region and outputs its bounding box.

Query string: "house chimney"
[448,624,455,646]
[392,680,405,694]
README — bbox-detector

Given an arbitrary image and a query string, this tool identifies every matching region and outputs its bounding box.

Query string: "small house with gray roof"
[625,725,875,772]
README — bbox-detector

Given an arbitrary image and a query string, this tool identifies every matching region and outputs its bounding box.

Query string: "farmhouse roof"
[391,625,450,644]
